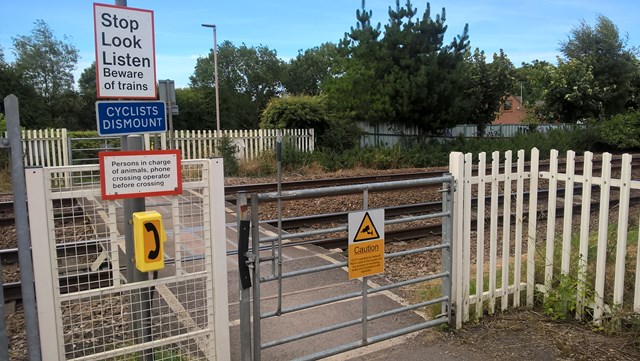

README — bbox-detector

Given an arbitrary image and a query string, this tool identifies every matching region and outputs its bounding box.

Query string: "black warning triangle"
[354,211,380,242]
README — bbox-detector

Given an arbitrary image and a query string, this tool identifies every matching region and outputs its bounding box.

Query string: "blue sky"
[1,0,639,88]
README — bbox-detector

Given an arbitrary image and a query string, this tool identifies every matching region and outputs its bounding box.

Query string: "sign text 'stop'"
[94,3,157,99]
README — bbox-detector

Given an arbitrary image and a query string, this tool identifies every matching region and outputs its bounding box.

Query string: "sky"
[1,0,639,89]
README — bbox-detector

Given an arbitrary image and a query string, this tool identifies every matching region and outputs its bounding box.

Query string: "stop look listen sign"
[94,3,157,99]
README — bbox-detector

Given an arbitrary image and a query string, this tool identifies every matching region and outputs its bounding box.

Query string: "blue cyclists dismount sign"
[96,100,167,136]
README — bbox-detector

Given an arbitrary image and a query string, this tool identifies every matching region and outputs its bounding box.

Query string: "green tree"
[75,62,98,130]
[325,1,470,132]
[0,44,48,127]
[559,15,639,118]
[513,60,554,106]
[174,87,212,130]
[284,43,338,96]
[12,20,79,110]
[190,41,286,129]
[544,58,602,122]
[10,20,81,127]
[324,0,392,124]
[465,49,515,133]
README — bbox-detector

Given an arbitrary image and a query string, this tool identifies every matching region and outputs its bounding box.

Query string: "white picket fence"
[169,128,315,161]
[10,128,315,167]
[449,148,640,328]
[14,129,70,167]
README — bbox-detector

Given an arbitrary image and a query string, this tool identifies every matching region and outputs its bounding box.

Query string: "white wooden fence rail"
[450,148,640,328]
[9,128,314,166]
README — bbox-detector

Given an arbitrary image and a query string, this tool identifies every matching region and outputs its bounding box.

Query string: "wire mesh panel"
[27,159,229,361]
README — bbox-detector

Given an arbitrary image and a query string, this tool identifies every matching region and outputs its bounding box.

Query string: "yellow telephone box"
[133,211,166,272]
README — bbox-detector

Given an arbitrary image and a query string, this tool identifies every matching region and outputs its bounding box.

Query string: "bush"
[595,111,640,150]
[318,117,363,153]
[215,135,239,176]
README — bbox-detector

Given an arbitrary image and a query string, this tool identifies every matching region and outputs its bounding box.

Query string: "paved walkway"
[224,211,451,360]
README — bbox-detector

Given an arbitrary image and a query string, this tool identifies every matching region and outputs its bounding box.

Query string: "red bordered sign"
[94,3,157,99]
[99,150,182,200]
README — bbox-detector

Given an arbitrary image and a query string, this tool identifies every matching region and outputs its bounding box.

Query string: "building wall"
[494,95,526,125]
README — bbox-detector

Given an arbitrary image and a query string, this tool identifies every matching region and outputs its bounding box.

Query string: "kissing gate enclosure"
[26,159,229,360]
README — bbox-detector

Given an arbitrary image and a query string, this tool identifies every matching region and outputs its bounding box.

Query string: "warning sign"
[99,149,182,200]
[94,3,157,99]
[348,209,385,279]
[348,239,384,279]
[353,212,380,242]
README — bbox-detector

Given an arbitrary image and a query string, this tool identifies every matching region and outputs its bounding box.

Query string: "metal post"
[276,132,283,315]
[250,195,262,361]
[0,258,6,361]
[123,136,152,361]
[0,121,8,361]
[5,94,42,360]
[237,192,252,361]
[443,176,453,326]
[113,2,152,359]
[167,101,174,149]
[361,189,369,343]
[201,24,221,134]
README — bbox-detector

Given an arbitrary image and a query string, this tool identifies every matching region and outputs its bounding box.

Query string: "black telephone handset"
[144,222,161,260]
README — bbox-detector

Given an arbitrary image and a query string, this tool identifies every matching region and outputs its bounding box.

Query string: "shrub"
[595,111,640,150]
[215,135,239,176]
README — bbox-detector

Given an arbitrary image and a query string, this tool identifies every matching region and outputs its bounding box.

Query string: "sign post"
[95,2,160,359]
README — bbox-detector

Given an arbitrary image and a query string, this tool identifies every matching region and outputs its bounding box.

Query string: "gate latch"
[238,219,252,289]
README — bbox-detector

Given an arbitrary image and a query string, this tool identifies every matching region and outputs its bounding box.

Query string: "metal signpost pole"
[201,24,221,135]
[111,1,152,359]
[5,94,42,360]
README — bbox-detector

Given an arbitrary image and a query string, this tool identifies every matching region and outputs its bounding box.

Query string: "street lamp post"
[202,24,221,134]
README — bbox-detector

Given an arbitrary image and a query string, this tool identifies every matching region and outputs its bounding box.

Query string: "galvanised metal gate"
[238,175,454,360]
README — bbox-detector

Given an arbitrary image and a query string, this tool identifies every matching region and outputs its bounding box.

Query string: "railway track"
[2,158,638,302]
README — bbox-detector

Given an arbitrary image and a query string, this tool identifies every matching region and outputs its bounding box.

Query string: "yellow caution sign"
[348,209,385,279]
[348,239,385,279]
[133,211,166,272]
[353,212,380,242]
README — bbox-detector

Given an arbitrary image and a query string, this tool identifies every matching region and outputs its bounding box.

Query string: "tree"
[11,20,80,127]
[325,0,470,132]
[74,62,98,130]
[12,20,79,105]
[174,87,212,130]
[544,58,602,122]
[190,41,286,129]
[78,62,96,97]
[261,95,329,130]
[284,43,338,96]
[464,49,515,133]
[324,0,392,124]
[0,45,48,127]
[559,15,639,118]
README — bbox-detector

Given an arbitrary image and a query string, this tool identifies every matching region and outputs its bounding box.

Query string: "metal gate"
[26,159,230,360]
[237,175,454,360]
